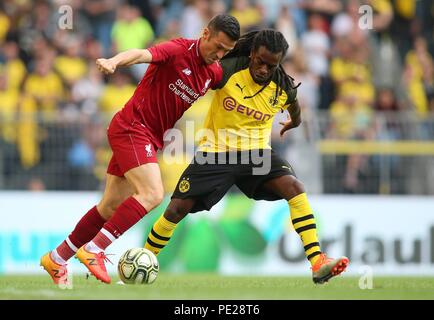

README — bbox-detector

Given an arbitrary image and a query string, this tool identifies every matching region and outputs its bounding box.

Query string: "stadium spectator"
[28,0,57,40]
[111,3,155,80]
[331,0,369,41]
[330,36,374,106]
[403,36,434,115]
[367,0,394,33]
[84,38,104,61]
[127,0,157,30]
[302,0,343,25]
[286,49,320,114]
[71,62,104,115]
[51,0,93,44]
[389,0,418,61]
[229,0,263,33]
[152,0,185,37]
[82,0,117,56]
[301,13,330,78]
[0,7,9,44]
[0,68,19,146]
[370,32,402,93]
[372,87,407,194]
[375,87,401,112]
[328,93,374,141]
[374,88,403,142]
[418,0,434,56]
[180,0,209,39]
[328,92,375,193]
[1,39,26,90]
[54,36,88,88]
[209,0,228,17]
[98,70,136,114]
[67,117,105,190]
[154,19,181,44]
[301,12,332,110]
[23,56,64,118]
[111,4,154,52]
[275,5,298,56]
[0,68,39,170]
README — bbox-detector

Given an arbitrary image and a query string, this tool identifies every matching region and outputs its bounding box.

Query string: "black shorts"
[172,150,296,213]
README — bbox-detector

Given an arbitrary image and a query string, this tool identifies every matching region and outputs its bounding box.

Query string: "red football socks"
[90,197,148,251]
[54,206,106,262]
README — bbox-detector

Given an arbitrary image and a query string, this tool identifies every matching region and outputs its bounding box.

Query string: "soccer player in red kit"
[40,14,240,285]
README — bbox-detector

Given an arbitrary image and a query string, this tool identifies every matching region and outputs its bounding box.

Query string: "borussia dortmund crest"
[179,178,190,193]
[268,95,279,107]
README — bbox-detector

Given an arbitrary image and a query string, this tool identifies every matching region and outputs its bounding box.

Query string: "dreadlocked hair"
[223,29,300,102]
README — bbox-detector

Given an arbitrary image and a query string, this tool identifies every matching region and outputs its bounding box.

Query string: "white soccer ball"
[117,248,159,284]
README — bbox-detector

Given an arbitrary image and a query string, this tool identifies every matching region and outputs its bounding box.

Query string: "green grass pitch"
[1,274,433,300]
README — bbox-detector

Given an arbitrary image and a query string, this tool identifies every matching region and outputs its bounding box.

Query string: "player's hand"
[279,118,294,137]
[96,58,117,75]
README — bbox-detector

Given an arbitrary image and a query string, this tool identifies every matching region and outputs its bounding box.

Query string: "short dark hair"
[207,14,240,41]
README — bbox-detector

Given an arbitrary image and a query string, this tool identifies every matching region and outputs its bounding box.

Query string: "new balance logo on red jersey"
[202,78,211,93]
[145,144,153,157]
[182,68,192,76]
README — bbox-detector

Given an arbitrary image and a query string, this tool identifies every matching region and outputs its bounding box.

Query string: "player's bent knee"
[149,188,165,207]
[287,176,305,198]
[97,207,114,220]
[135,189,164,211]
[164,206,189,224]
[293,178,305,194]
[97,199,122,220]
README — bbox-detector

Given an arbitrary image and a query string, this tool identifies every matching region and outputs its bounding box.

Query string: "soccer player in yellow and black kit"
[145,30,349,284]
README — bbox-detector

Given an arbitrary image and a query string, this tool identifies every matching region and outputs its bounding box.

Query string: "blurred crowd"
[0,0,433,194]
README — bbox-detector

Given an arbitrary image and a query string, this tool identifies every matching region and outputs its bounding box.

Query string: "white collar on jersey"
[189,39,206,64]
[188,40,200,57]
[195,39,200,57]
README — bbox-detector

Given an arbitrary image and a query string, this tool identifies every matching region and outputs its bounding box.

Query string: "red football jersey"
[117,38,223,150]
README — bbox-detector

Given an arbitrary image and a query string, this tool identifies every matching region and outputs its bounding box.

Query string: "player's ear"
[202,27,210,40]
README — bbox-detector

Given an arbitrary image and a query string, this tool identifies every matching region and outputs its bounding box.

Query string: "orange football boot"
[312,253,349,284]
[40,252,69,285]
[75,244,112,284]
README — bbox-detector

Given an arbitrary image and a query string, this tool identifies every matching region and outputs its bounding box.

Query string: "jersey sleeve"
[284,78,300,123]
[284,76,299,108]
[147,38,188,64]
[285,87,298,107]
[213,56,250,89]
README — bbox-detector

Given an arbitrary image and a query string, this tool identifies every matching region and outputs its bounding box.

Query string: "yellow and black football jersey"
[198,56,298,152]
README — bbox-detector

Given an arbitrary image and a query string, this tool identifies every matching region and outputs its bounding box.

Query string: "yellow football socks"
[145,215,177,256]
[288,193,322,266]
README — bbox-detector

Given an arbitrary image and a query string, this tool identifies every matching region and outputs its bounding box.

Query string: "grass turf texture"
[1,274,433,300]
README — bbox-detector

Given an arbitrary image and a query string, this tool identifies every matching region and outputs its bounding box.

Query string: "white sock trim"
[85,241,103,253]
[51,249,67,265]
[65,237,78,252]
[101,228,117,242]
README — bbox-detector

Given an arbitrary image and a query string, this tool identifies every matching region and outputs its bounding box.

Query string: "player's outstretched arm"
[96,49,153,74]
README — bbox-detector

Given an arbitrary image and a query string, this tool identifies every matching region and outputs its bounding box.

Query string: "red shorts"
[106,112,158,177]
